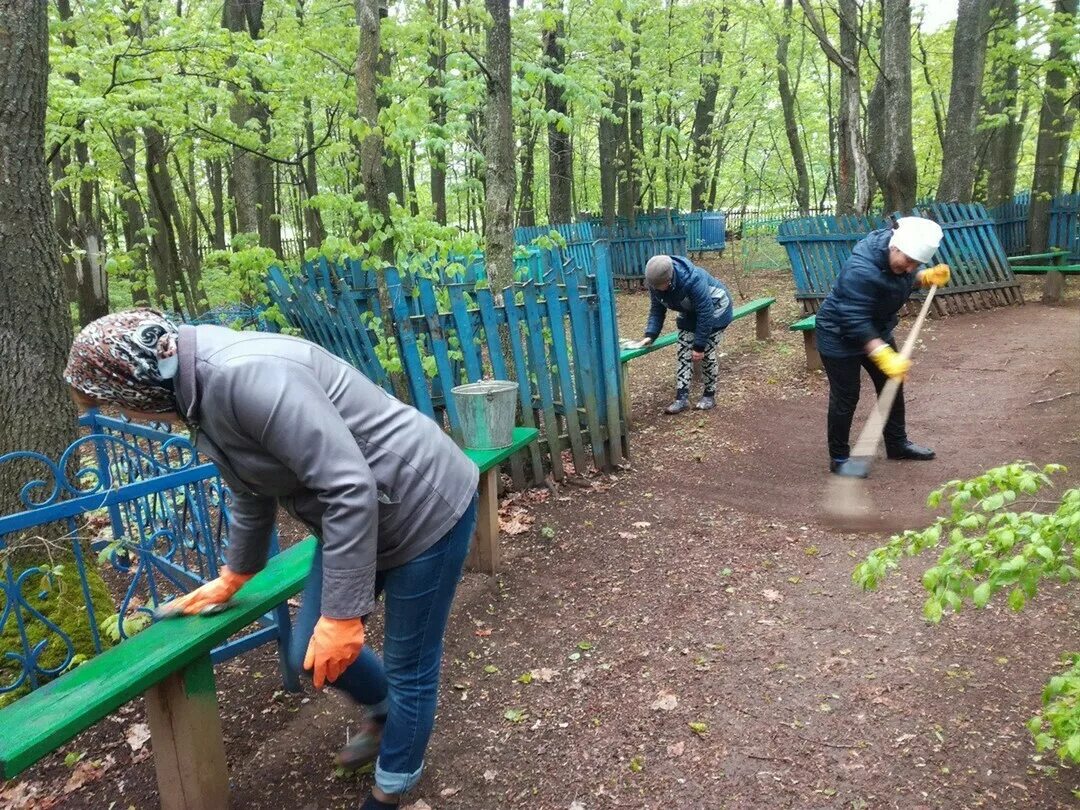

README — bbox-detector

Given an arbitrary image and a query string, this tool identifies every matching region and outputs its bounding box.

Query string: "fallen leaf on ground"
[402,801,432,810]
[63,756,114,795]
[651,691,678,711]
[499,508,533,535]
[667,741,686,758]
[474,627,492,637]
[439,787,461,798]
[483,769,497,782]
[125,722,151,752]
[531,667,558,683]
[632,521,651,528]
[762,588,783,603]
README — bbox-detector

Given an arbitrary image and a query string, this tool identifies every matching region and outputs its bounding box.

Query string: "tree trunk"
[52,153,79,301]
[223,0,264,238]
[518,121,537,227]
[598,103,619,226]
[776,0,810,214]
[204,158,227,249]
[482,0,515,288]
[300,101,327,248]
[543,0,572,223]
[937,0,990,202]
[690,7,728,211]
[1028,0,1078,302]
[799,0,869,213]
[117,133,151,305]
[427,0,448,224]
[378,42,406,209]
[355,0,394,261]
[0,0,80,517]
[75,135,108,325]
[867,0,918,212]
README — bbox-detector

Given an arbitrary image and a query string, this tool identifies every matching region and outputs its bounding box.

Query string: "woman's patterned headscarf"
[65,309,180,413]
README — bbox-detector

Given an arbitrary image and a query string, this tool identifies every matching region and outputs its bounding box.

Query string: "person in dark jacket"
[625,255,734,413]
[814,216,951,475]
[65,309,479,810]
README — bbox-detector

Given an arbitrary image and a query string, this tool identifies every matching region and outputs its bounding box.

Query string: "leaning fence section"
[777,202,1023,315]
[266,245,626,486]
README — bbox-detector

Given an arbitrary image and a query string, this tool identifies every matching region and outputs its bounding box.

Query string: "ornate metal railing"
[0,411,297,700]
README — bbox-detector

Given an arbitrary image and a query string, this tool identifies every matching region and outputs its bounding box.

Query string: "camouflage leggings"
[676,329,724,399]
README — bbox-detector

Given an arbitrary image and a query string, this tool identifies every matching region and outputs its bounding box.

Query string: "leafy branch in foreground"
[854,462,1080,765]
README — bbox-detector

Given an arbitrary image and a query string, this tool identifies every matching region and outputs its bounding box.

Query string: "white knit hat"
[888,217,943,264]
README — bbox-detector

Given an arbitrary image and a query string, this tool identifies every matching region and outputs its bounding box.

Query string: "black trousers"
[820,343,907,460]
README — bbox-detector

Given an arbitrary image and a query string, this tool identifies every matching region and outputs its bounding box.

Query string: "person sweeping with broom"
[814,216,950,476]
[64,310,479,810]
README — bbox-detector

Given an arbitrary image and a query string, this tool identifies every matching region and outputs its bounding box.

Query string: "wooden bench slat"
[619,296,776,363]
[461,427,540,473]
[0,538,318,779]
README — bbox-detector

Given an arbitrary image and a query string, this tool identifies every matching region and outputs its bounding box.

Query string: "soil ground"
[3,261,1079,810]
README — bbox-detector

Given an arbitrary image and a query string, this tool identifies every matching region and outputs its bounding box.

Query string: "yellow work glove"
[868,345,911,381]
[919,263,950,288]
[304,616,366,689]
[169,567,252,615]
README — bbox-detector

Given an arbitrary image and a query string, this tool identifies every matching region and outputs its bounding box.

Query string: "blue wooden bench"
[619,296,776,364]
[0,538,317,810]
[462,427,539,575]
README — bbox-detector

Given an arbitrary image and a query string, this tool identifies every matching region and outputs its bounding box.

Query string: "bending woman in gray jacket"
[65,309,479,810]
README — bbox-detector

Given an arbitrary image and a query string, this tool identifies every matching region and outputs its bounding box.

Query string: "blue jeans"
[288,496,477,795]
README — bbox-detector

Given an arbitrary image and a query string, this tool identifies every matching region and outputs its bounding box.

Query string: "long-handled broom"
[823,284,939,530]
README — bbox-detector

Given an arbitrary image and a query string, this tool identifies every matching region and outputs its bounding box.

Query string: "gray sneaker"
[664,398,690,415]
[695,396,715,410]
[336,714,384,770]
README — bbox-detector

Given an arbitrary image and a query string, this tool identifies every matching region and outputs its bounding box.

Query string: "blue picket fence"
[0,412,296,699]
[267,245,626,485]
[988,192,1080,261]
[777,202,1023,314]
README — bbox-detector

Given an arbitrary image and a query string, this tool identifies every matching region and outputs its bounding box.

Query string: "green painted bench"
[789,314,821,371]
[462,426,539,575]
[0,537,317,810]
[619,296,777,364]
[1008,249,1076,302]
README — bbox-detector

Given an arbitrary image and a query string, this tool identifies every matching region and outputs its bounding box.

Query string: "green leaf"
[688,721,708,735]
[1007,588,1027,612]
[972,582,992,608]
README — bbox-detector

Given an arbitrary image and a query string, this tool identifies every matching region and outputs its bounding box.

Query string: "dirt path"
[6,284,1079,810]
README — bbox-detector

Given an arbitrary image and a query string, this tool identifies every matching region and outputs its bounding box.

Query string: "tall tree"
[799,0,870,213]
[937,0,991,202]
[1028,0,1079,302]
[689,6,728,211]
[482,0,515,287]
[544,0,573,224]
[982,0,1024,206]
[0,0,79,516]
[426,0,449,224]
[775,0,810,213]
[867,0,918,212]
[355,0,394,261]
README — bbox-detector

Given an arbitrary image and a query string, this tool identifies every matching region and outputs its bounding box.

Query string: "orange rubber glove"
[304,616,366,689]
[868,344,911,381]
[169,567,253,615]
[918,263,950,288]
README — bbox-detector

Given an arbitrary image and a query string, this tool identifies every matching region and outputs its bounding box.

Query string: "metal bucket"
[451,380,519,450]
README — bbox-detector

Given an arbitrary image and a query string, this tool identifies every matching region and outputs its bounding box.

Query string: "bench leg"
[144,655,229,810]
[802,331,823,371]
[620,364,633,433]
[466,468,500,575]
[755,307,771,340]
[1042,270,1065,304]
